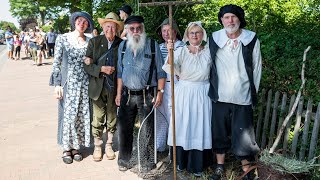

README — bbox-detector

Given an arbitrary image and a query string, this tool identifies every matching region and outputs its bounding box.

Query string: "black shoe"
[208,166,224,180]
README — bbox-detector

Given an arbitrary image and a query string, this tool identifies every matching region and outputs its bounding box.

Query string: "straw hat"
[98,12,124,33]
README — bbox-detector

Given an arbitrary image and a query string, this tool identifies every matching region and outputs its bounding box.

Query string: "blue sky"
[0,0,20,28]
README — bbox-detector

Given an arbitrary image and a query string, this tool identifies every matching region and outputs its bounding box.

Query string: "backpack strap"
[146,39,156,87]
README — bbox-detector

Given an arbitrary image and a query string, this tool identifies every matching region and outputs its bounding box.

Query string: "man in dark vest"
[208,4,262,180]
[84,12,123,162]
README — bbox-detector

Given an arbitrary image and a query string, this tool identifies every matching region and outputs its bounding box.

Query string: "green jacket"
[84,35,122,101]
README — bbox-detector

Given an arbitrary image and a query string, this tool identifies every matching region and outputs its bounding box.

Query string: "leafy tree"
[0,21,18,32]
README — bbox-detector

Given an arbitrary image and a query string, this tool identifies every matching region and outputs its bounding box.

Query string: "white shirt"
[212,29,262,105]
[162,44,211,82]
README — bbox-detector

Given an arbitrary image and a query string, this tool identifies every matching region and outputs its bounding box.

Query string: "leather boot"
[93,138,103,161]
[105,132,116,160]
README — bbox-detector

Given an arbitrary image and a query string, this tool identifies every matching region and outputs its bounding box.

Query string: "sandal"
[62,151,73,164]
[71,149,83,162]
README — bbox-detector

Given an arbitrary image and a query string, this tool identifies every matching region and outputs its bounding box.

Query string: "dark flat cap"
[119,5,133,16]
[70,11,94,33]
[218,4,247,28]
[124,15,144,25]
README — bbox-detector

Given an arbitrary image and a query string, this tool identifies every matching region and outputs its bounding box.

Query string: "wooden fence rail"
[255,89,320,161]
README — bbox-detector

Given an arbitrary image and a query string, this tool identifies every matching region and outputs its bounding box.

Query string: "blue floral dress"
[49,32,91,151]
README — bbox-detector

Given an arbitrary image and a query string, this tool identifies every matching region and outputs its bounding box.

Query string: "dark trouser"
[212,102,259,161]
[48,43,55,57]
[15,46,21,58]
[117,89,155,168]
[92,88,117,138]
[170,146,213,173]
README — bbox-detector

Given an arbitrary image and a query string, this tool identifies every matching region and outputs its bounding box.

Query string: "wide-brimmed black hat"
[218,4,247,28]
[124,15,144,25]
[119,5,133,16]
[70,11,94,33]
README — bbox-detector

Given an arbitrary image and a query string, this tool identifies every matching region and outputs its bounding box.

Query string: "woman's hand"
[54,86,63,99]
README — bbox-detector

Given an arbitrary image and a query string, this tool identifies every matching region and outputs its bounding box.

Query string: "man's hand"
[83,57,93,65]
[153,92,163,108]
[101,66,115,75]
[115,94,121,106]
[166,39,174,50]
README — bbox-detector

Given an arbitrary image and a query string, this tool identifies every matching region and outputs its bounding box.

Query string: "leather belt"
[126,89,144,95]
[124,87,154,96]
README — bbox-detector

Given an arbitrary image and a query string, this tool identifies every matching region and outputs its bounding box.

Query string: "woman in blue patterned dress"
[49,12,94,164]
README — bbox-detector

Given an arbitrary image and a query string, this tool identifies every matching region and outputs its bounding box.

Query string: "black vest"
[208,34,258,106]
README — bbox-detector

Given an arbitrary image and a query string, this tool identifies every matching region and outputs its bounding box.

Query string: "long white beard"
[224,22,240,34]
[127,32,147,52]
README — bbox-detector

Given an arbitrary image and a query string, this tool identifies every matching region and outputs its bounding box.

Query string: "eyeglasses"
[189,31,203,36]
[128,26,142,33]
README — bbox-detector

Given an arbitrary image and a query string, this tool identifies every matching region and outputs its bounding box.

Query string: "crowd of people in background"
[4,26,58,66]
[43,3,262,180]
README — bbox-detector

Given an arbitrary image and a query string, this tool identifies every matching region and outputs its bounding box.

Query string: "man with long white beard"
[208,4,262,180]
[115,16,166,172]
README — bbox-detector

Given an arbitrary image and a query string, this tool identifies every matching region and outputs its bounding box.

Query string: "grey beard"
[127,32,147,52]
[224,23,240,34]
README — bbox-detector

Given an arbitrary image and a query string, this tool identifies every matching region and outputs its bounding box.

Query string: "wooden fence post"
[291,97,304,155]
[299,99,313,160]
[283,94,296,154]
[268,91,280,147]
[308,102,320,160]
[256,89,266,143]
[261,89,273,148]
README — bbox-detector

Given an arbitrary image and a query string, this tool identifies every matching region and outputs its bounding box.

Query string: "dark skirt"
[170,146,213,173]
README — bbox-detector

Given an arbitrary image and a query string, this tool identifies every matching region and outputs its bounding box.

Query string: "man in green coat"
[84,12,123,161]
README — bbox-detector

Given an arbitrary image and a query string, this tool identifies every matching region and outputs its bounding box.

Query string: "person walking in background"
[162,21,213,177]
[115,16,166,172]
[46,28,57,57]
[5,26,14,60]
[49,11,94,164]
[29,30,38,64]
[13,34,22,60]
[208,4,262,180]
[155,18,184,153]
[35,34,45,66]
[23,32,30,59]
[83,12,123,162]
[119,4,133,40]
